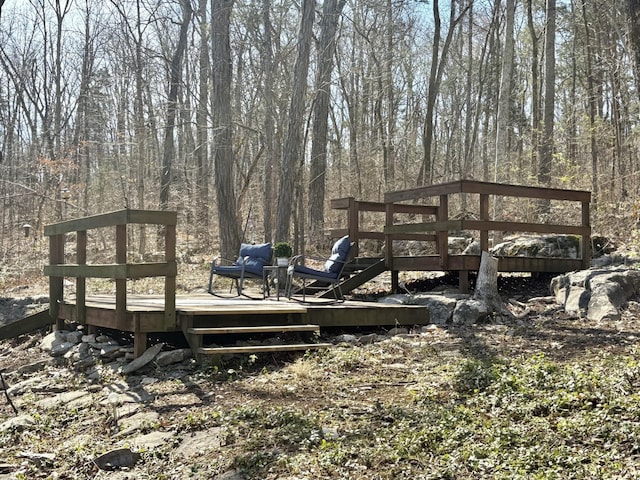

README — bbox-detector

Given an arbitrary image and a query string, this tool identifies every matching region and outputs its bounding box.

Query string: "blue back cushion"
[237,243,272,275]
[324,236,351,273]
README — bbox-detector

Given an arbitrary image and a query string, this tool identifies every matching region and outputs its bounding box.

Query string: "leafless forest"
[1,0,640,278]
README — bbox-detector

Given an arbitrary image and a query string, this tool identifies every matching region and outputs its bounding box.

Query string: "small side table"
[263,265,288,300]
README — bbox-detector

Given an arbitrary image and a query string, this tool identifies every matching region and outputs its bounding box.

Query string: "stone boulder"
[551,266,640,322]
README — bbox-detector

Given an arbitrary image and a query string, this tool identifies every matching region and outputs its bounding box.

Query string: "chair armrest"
[211,256,239,267]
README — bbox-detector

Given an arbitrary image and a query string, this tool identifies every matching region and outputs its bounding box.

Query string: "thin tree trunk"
[494,0,515,184]
[275,0,315,243]
[262,0,275,243]
[160,0,192,212]
[196,0,211,245]
[538,0,556,214]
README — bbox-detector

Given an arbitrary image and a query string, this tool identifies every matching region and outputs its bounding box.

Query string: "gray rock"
[377,294,411,305]
[40,330,67,353]
[411,293,462,325]
[387,327,408,336]
[50,341,75,357]
[93,448,141,470]
[552,267,640,322]
[155,349,192,366]
[215,471,246,480]
[65,330,84,344]
[563,286,590,316]
[335,334,358,344]
[16,359,51,375]
[0,415,35,432]
[451,299,490,326]
[357,333,378,345]
[121,343,164,374]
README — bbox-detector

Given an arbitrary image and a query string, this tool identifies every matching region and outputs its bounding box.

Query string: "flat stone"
[117,411,160,436]
[15,359,51,375]
[0,415,35,433]
[174,428,223,458]
[121,343,164,374]
[128,431,174,450]
[155,348,192,366]
[36,390,92,410]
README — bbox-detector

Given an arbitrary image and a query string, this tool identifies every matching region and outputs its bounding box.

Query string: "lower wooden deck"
[57,293,430,333]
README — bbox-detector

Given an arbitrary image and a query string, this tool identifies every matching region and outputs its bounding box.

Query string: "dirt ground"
[2,270,640,479]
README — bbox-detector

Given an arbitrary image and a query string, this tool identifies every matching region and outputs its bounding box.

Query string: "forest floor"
[2,266,640,479]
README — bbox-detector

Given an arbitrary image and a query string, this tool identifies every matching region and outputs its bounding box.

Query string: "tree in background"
[212,0,240,259]
[308,0,346,246]
[275,0,314,244]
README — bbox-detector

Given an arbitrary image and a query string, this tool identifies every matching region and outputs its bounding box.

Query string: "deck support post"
[134,332,148,358]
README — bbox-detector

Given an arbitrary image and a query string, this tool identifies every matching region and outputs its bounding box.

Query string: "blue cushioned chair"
[208,243,272,298]
[286,236,352,302]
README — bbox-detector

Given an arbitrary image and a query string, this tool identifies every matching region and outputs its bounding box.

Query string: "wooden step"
[187,324,320,335]
[197,342,333,355]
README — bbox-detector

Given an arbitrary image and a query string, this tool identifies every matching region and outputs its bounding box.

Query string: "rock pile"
[39,329,192,373]
[552,265,640,322]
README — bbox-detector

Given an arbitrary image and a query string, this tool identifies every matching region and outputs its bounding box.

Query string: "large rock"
[552,267,640,322]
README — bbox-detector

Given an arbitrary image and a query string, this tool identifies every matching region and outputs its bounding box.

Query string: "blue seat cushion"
[293,265,338,280]
[324,236,351,273]
[211,265,245,278]
[239,242,272,263]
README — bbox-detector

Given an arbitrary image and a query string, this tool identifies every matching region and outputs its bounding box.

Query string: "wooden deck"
[53,294,429,358]
[57,294,428,331]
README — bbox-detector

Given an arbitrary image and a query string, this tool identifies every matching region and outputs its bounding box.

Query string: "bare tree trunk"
[527,0,541,178]
[275,0,314,243]
[417,0,469,186]
[308,0,345,245]
[160,0,192,212]
[134,0,147,254]
[538,0,556,210]
[196,0,211,245]
[494,0,515,184]
[262,0,275,243]
[212,0,240,259]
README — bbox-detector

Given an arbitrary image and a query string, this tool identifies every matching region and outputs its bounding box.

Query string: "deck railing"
[332,180,591,291]
[330,196,439,257]
[43,209,177,334]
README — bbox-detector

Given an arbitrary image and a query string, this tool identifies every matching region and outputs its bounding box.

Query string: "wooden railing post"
[582,200,591,269]
[438,194,449,269]
[385,202,398,291]
[479,193,490,252]
[76,231,87,324]
[115,223,127,330]
[348,197,359,252]
[164,223,176,330]
[48,234,64,330]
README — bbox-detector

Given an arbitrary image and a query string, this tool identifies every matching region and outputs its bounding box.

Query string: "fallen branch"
[1,371,18,415]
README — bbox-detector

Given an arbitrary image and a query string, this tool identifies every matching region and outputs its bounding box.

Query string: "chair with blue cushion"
[286,236,352,302]
[208,242,272,298]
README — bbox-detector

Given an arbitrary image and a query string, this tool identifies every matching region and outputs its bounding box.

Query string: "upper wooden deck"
[332,180,591,291]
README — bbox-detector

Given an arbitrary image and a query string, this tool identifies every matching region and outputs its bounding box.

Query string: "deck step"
[198,343,332,355]
[187,324,319,335]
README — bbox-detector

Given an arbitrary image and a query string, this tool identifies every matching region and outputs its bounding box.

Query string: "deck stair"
[310,257,387,299]
[182,322,331,360]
